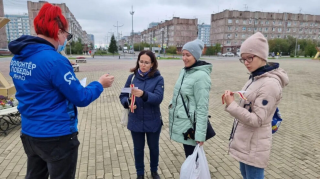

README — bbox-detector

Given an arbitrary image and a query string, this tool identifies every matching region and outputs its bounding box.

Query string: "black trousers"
[183,144,197,158]
[20,132,80,179]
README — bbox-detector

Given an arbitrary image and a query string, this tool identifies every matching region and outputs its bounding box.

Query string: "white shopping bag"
[180,145,211,179]
[120,109,129,126]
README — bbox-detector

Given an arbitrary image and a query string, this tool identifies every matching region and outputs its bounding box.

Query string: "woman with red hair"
[8,3,114,179]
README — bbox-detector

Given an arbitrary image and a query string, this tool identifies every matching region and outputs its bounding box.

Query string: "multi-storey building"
[140,17,198,50]
[210,10,320,54]
[87,34,94,45]
[0,0,8,49]
[198,24,210,46]
[149,22,159,28]
[5,14,30,42]
[27,1,84,42]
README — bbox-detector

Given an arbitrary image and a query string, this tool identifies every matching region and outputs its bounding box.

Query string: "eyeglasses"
[62,29,73,41]
[139,60,151,65]
[239,55,256,63]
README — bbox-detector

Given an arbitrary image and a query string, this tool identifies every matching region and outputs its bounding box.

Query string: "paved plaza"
[0,56,320,179]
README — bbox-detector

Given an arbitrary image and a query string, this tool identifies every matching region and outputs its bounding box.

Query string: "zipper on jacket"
[170,72,186,139]
[228,77,255,154]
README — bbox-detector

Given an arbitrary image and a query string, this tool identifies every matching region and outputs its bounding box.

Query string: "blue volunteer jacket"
[8,35,103,137]
[119,71,164,132]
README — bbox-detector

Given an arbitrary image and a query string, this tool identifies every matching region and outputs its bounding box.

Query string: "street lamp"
[130,6,135,49]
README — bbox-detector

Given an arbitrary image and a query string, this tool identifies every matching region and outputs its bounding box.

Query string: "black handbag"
[180,93,216,141]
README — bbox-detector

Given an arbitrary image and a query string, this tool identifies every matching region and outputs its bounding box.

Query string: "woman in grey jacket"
[223,32,289,179]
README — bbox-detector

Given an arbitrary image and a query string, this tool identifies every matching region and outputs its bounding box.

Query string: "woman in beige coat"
[223,32,289,179]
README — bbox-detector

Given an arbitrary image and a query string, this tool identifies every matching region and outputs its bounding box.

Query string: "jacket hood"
[185,60,212,75]
[253,62,289,88]
[8,35,55,61]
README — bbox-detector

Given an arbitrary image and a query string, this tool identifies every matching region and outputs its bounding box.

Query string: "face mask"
[57,39,67,52]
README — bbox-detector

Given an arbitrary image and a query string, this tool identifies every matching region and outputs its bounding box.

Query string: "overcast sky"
[4,0,320,44]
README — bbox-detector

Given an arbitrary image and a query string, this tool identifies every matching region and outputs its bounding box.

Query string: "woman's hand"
[129,104,137,110]
[224,90,235,106]
[131,88,144,97]
[196,141,204,146]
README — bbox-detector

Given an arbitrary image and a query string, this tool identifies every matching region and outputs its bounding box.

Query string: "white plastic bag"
[180,145,211,179]
[120,109,129,126]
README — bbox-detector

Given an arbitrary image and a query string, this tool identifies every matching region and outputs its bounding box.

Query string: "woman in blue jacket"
[119,50,164,179]
[8,3,114,179]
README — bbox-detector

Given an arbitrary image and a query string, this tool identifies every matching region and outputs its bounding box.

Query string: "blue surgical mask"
[57,39,67,52]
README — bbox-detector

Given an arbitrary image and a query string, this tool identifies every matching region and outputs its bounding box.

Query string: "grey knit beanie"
[182,39,204,61]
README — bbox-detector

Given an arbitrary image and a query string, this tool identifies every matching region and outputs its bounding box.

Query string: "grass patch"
[68,57,77,59]
[157,56,180,60]
[0,55,13,58]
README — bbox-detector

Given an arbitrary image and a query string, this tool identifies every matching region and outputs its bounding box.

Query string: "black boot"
[137,175,144,179]
[151,172,160,179]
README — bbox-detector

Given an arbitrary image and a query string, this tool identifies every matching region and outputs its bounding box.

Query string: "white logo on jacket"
[64,71,76,85]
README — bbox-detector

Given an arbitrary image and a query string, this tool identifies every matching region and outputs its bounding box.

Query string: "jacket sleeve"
[144,76,164,105]
[225,80,281,128]
[119,74,133,108]
[50,58,103,107]
[194,73,211,142]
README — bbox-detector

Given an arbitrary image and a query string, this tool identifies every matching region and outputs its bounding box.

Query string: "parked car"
[123,50,128,53]
[128,50,135,54]
[236,52,240,57]
[222,52,235,57]
[217,52,222,56]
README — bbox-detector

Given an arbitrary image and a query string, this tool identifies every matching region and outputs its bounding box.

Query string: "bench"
[76,59,87,63]
[73,64,79,72]
[0,107,21,136]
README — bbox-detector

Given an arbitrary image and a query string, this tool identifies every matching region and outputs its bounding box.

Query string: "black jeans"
[20,132,80,179]
[131,127,161,176]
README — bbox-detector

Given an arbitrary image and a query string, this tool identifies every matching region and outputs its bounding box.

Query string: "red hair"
[34,3,68,40]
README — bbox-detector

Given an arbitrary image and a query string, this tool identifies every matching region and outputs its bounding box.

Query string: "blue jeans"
[131,127,161,176]
[240,162,264,179]
[20,132,80,179]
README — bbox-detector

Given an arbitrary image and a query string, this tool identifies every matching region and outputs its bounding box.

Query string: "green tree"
[166,46,177,54]
[205,46,214,55]
[74,38,83,54]
[108,35,118,54]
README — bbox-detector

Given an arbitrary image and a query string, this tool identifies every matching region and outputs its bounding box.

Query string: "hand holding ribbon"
[222,91,247,105]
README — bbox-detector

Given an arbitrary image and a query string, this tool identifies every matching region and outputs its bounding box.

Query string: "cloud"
[3,0,320,44]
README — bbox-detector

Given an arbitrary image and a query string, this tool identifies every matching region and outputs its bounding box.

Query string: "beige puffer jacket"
[226,64,289,168]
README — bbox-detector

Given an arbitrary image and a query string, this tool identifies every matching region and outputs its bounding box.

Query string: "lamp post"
[161,28,164,55]
[130,6,135,49]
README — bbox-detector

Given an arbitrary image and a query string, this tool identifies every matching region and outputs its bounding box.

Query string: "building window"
[242,27,246,31]
[279,21,282,25]
[236,20,239,23]
[265,34,268,38]
[294,21,297,25]
[315,23,318,26]
[249,20,252,24]
[305,23,308,26]
[243,20,247,24]
[236,27,239,30]
[242,34,246,38]
[248,28,251,31]
[272,28,275,31]
[265,27,268,31]
[293,28,296,32]
[260,21,264,24]
[278,35,281,38]
[254,28,257,31]
[288,21,291,26]
[266,21,269,25]
[235,33,238,37]
[228,19,233,23]
[228,26,232,30]
[278,28,282,32]
[287,28,290,32]
[300,22,304,26]
[273,21,276,25]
